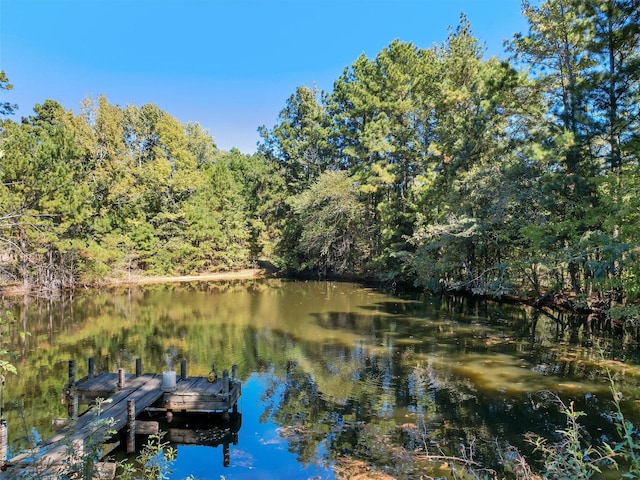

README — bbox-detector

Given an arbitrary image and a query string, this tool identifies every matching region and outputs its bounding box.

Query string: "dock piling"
[88,357,95,379]
[117,368,125,389]
[127,399,136,454]
[68,394,79,419]
[222,369,229,395]
[136,358,142,377]
[68,360,76,387]
[231,364,238,382]
[223,442,230,467]
[0,419,7,463]
[180,360,187,380]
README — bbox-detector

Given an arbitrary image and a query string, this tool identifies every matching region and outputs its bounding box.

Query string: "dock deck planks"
[6,374,164,476]
[2,364,241,478]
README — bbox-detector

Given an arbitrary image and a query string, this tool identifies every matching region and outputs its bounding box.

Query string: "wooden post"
[88,357,95,379]
[222,369,229,395]
[67,360,78,418]
[223,442,230,467]
[118,368,125,389]
[135,358,142,377]
[127,399,135,454]
[68,359,76,387]
[180,359,187,380]
[0,419,7,464]
[231,364,238,382]
[68,393,79,419]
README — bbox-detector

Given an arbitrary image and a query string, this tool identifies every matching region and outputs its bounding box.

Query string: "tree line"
[259,1,640,324]
[0,92,285,294]
[1,0,639,324]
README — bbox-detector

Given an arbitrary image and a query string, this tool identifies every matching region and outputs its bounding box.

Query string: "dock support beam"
[127,399,136,454]
[136,358,142,377]
[180,359,187,380]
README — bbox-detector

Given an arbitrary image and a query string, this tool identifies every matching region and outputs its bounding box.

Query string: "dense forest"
[1,1,639,327]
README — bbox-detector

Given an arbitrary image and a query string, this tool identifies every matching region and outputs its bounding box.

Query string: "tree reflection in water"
[3,280,640,478]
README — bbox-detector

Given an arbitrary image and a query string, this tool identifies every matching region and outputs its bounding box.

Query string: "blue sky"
[1,1,529,153]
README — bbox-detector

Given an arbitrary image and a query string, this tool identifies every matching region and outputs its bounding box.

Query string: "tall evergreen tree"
[258,86,332,194]
[510,0,604,298]
[409,16,536,295]
[0,71,17,116]
[0,101,91,291]
[582,0,640,174]
[327,41,429,272]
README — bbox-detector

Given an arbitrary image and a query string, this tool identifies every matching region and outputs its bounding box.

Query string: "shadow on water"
[2,280,640,478]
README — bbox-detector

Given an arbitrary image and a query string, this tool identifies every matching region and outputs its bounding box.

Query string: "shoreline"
[107,268,267,286]
[0,268,270,297]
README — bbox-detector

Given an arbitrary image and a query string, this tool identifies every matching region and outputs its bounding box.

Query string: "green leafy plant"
[526,393,607,480]
[526,369,640,480]
[603,370,640,478]
[118,431,177,480]
[63,398,117,480]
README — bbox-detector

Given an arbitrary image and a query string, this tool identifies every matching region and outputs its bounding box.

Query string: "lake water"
[2,279,640,479]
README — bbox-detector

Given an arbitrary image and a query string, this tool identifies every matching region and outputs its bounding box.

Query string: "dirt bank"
[0,268,270,297]
[108,268,267,285]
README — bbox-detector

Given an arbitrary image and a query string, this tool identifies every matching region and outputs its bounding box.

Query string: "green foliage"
[0,70,17,116]
[525,370,640,480]
[504,0,640,306]
[605,370,640,478]
[0,101,92,292]
[326,40,428,271]
[118,432,177,480]
[64,398,118,480]
[258,86,332,194]
[1,0,640,328]
[287,170,369,277]
[527,395,605,480]
[219,148,287,260]
[0,94,267,288]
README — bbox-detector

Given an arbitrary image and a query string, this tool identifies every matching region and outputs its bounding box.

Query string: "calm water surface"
[3,279,640,479]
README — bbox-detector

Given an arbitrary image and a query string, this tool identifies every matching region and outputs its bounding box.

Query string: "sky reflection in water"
[171,375,335,480]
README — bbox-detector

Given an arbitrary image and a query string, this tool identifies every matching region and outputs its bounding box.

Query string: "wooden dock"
[1,358,241,479]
